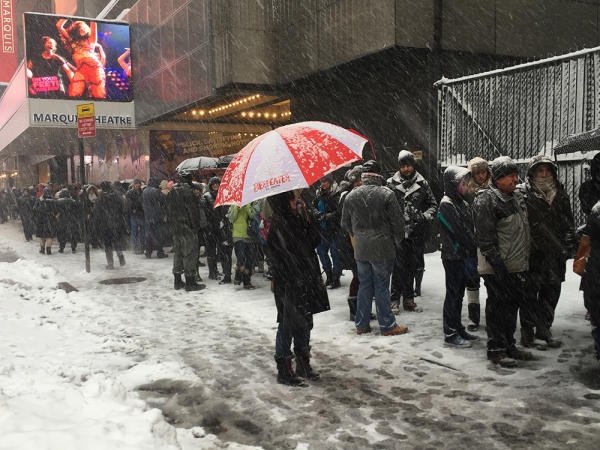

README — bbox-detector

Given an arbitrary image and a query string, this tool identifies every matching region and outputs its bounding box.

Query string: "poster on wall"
[149,130,259,181]
[24,12,132,101]
[0,0,18,84]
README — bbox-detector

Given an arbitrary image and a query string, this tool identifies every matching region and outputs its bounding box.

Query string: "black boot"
[174,273,185,290]
[520,327,535,348]
[46,247,52,255]
[58,245,65,254]
[414,268,424,297]
[324,269,333,286]
[467,303,480,332]
[118,252,126,266]
[328,272,341,289]
[233,265,242,285]
[275,355,305,386]
[207,257,220,280]
[347,296,357,321]
[40,245,45,254]
[294,347,320,380]
[185,275,206,291]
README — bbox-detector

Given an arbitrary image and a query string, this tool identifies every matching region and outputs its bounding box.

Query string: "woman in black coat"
[18,188,35,241]
[267,190,330,386]
[581,201,600,362]
[33,188,57,254]
[56,188,82,253]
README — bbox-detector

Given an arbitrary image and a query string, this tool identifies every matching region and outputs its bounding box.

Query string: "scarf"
[532,177,557,205]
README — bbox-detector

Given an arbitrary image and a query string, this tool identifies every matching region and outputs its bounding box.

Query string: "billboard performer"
[56,18,106,99]
[27,36,75,98]
[118,48,131,78]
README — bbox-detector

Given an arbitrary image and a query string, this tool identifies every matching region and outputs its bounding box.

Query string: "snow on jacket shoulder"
[473,185,530,275]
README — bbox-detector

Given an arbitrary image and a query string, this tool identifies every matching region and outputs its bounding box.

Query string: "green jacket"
[228,202,260,239]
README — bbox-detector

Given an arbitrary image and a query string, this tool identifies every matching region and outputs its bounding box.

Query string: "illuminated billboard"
[24,13,132,102]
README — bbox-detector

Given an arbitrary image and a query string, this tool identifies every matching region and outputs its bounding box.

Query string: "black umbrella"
[554,127,600,155]
[176,157,219,173]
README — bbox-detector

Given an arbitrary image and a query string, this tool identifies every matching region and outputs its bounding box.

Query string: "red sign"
[78,117,96,138]
[0,0,17,84]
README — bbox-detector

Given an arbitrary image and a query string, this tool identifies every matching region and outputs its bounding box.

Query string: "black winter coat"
[581,202,600,293]
[268,201,330,324]
[92,190,128,235]
[387,171,437,241]
[311,182,342,236]
[33,197,57,238]
[203,189,232,244]
[56,197,82,242]
[518,163,575,284]
[166,182,205,236]
[143,178,166,224]
[18,194,35,224]
[438,166,477,261]
[126,188,144,218]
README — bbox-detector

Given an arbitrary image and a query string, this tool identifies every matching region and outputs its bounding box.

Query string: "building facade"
[2,0,600,189]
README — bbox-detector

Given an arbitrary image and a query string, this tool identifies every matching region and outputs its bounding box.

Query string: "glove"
[316,212,326,222]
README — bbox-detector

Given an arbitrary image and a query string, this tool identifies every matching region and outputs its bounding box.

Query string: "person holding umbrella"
[268,190,330,386]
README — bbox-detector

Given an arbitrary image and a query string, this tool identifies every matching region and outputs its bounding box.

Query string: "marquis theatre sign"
[29,98,135,129]
[1,0,17,84]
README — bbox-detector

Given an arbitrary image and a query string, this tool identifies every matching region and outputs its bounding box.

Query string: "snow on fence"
[436,47,600,226]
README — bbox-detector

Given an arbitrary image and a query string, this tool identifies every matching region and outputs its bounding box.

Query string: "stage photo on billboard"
[24,13,132,102]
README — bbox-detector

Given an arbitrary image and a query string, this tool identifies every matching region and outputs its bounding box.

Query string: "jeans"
[442,259,466,337]
[130,216,145,250]
[275,322,310,357]
[316,233,340,274]
[355,259,396,332]
[234,240,253,285]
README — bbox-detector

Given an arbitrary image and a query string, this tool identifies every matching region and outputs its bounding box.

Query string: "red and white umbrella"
[214,121,369,207]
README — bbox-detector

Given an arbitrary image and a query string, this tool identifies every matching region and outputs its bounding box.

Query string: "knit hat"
[133,178,142,185]
[99,181,112,191]
[468,157,490,174]
[490,156,519,181]
[362,160,382,175]
[397,150,415,168]
[320,173,334,183]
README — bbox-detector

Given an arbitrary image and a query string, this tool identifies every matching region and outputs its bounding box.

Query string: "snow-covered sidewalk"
[1,219,599,450]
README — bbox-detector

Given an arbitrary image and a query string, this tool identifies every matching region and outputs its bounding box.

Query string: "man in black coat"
[579,152,600,217]
[517,155,575,349]
[93,181,127,269]
[126,178,145,254]
[387,150,437,311]
[56,188,81,253]
[18,188,35,241]
[143,177,168,259]
[311,174,342,289]
[203,177,233,283]
[166,171,206,291]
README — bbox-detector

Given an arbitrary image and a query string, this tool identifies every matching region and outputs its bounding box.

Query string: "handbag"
[573,234,591,276]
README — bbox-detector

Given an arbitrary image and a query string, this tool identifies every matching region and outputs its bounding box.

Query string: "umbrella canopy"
[214,121,369,207]
[554,127,600,155]
[176,156,220,173]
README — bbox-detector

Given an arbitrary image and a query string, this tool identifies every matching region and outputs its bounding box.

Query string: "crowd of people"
[3,148,600,385]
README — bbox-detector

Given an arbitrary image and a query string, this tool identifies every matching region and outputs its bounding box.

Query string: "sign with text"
[77,103,95,138]
[0,0,17,84]
[29,98,135,128]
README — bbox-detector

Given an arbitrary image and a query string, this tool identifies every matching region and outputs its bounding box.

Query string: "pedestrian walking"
[143,177,168,259]
[18,188,35,241]
[93,181,127,270]
[126,178,145,254]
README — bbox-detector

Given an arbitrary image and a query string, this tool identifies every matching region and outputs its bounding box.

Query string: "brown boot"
[381,325,409,336]
[294,346,320,380]
[488,352,517,368]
